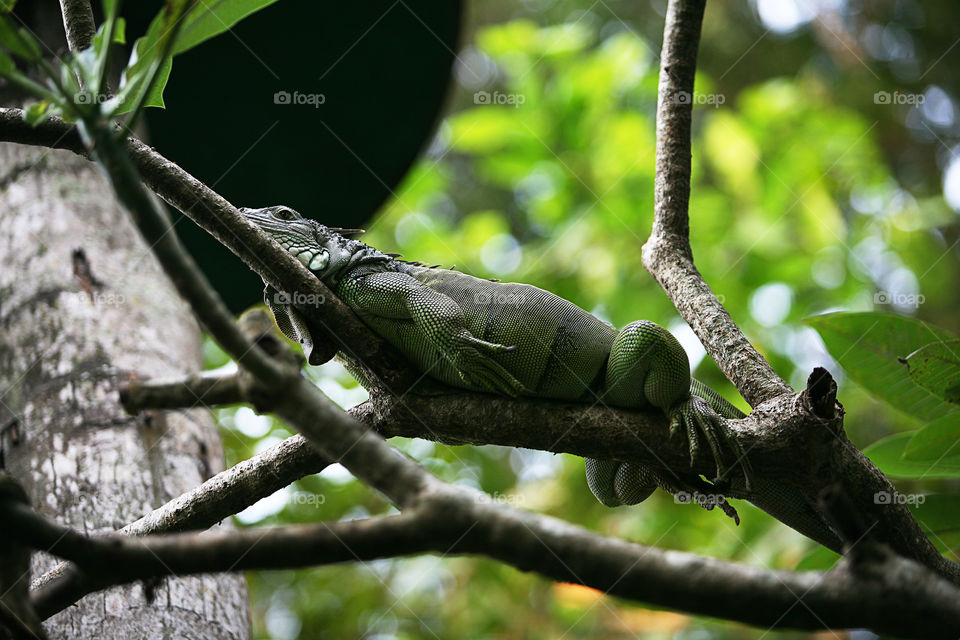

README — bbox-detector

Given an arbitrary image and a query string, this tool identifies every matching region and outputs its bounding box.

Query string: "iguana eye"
[274,208,295,221]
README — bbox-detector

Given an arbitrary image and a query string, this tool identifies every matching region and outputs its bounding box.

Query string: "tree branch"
[0,477,44,639]
[640,0,958,584]
[58,0,96,53]
[120,372,244,412]
[109,362,960,584]
[55,111,290,386]
[642,0,791,406]
[18,508,436,615]
[1,108,953,585]
[4,478,959,637]
[22,324,960,630]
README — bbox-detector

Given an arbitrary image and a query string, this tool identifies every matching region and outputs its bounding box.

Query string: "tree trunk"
[0,142,250,638]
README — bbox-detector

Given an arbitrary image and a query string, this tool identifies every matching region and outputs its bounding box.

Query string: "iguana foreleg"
[340,271,526,396]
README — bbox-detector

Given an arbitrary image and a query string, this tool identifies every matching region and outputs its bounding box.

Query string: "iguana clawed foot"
[449,331,526,397]
[668,394,752,491]
[586,458,741,524]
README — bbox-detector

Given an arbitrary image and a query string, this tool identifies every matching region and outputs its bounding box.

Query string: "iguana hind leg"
[585,458,656,507]
[585,321,745,517]
[602,320,690,409]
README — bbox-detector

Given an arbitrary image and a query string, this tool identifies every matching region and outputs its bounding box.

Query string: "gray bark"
[0,142,250,638]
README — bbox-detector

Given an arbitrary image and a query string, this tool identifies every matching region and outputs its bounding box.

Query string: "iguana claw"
[452,332,526,397]
[668,394,752,490]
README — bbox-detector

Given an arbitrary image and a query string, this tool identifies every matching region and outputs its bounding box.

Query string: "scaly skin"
[242,205,844,550]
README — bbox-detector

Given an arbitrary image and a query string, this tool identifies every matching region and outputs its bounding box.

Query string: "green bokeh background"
[199,2,960,638]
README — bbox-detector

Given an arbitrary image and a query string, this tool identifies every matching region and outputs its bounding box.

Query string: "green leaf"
[909,495,960,554]
[91,17,126,54]
[794,545,841,571]
[0,0,15,14]
[23,101,50,125]
[447,107,532,154]
[71,25,104,94]
[113,17,126,44]
[0,48,13,73]
[904,413,960,461]
[903,340,960,405]
[806,312,960,422]
[116,58,171,113]
[114,1,187,114]
[0,50,62,109]
[476,20,540,58]
[863,432,960,478]
[14,25,39,59]
[115,0,277,114]
[534,23,592,57]
[0,15,40,61]
[173,0,279,54]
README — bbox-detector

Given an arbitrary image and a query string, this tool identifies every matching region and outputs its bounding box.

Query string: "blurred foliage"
[206,3,960,638]
[807,312,960,560]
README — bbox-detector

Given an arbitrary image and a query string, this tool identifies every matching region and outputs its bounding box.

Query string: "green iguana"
[242,205,844,552]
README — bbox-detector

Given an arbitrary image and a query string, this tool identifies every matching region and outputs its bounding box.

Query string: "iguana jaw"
[241,205,394,286]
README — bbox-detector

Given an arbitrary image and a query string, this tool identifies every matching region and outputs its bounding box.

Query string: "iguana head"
[240,205,392,285]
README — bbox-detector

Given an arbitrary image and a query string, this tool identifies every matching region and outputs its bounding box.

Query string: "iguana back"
[364,265,619,400]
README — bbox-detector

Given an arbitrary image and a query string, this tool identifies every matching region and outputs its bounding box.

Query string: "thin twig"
[119,373,245,412]
[58,0,96,53]
[642,0,792,406]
